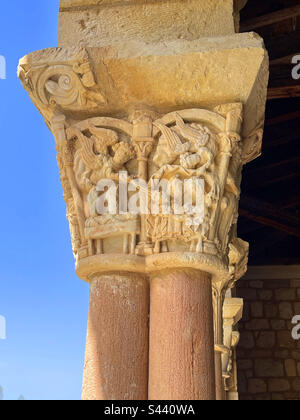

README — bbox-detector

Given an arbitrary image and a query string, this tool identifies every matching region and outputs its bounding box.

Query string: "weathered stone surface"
[59,0,241,47]
[279,302,293,320]
[258,290,273,301]
[19,33,268,142]
[278,331,296,349]
[274,350,290,359]
[251,302,263,318]
[285,359,297,377]
[290,280,300,288]
[265,303,278,319]
[242,302,250,321]
[264,280,289,289]
[255,360,284,378]
[255,393,271,400]
[292,378,300,391]
[238,371,247,394]
[82,273,149,400]
[237,359,253,370]
[238,288,257,301]
[257,332,276,349]
[292,351,300,361]
[284,392,300,400]
[249,280,263,289]
[149,269,216,400]
[268,379,290,393]
[239,332,255,349]
[245,319,269,331]
[270,319,285,331]
[248,379,267,394]
[275,289,296,301]
[250,350,273,358]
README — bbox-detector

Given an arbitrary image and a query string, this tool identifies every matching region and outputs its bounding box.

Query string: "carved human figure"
[69,125,137,255]
[149,114,220,253]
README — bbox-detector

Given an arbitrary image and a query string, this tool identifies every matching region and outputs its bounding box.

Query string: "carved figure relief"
[50,105,247,271]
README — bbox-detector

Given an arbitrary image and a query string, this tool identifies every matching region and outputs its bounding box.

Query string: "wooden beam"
[240,5,300,32]
[247,155,300,175]
[282,195,300,209]
[241,8,300,32]
[239,193,300,235]
[243,161,300,190]
[268,63,300,99]
[265,31,300,61]
[263,119,300,149]
[239,195,300,238]
[265,110,300,126]
[244,265,300,280]
[250,256,300,265]
[268,85,300,99]
[248,228,288,258]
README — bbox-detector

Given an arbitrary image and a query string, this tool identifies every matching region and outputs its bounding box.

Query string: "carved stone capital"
[18,0,269,402]
[32,105,252,289]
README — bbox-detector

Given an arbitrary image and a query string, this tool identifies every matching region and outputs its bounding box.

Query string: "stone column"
[149,269,215,400]
[18,0,269,401]
[82,272,149,400]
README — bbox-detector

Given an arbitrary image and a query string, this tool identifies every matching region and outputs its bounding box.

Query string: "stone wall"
[236,277,300,400]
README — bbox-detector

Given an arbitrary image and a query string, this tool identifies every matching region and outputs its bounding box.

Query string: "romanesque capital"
[18,0,269,400]
[18,41,268,288]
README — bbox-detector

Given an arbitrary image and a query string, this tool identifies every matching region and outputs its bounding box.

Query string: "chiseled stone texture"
[19,33,269,141]
[59,0,242,47]
[237,278,300,401]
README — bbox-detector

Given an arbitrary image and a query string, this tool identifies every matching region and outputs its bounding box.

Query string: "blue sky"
[0,1,89,400]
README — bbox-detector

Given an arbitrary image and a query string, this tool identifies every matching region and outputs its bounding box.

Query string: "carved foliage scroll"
[18,49,105,123]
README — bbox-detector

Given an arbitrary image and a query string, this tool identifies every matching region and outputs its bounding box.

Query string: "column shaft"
[82,272,149,400]
[148,269,216,400]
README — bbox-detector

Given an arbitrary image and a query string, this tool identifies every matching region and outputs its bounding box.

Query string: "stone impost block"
[18,33,268,147]
[58,0,248,47]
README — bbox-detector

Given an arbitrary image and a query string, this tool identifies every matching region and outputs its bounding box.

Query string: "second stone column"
[148,269,216,400]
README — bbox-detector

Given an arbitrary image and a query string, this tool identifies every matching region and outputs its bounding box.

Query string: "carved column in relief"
[222,294,244,401]
[19,0,268,400]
